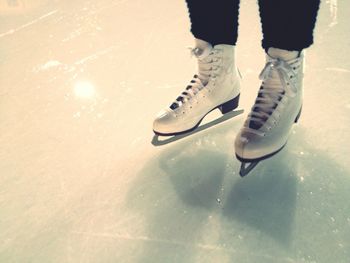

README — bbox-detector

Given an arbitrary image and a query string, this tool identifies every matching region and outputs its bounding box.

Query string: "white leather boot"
[153,39,241,136]
[235,48,304,176]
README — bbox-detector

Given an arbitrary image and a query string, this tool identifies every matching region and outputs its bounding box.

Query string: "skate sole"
[151,109,243,146]
[235,142,287,163]
[153,94,240,136]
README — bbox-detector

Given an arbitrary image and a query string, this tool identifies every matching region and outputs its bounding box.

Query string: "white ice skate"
[153,39,241,136]
[235,49,304,177]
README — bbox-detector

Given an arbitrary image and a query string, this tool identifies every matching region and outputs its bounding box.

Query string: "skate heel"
[219,94,240,114]
[294,106,302,123]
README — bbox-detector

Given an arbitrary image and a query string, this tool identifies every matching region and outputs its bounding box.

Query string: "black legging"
[185,0,320,51]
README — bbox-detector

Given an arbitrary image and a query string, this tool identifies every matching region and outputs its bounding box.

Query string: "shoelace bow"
[246,57,299,132]
[170,47,222,110]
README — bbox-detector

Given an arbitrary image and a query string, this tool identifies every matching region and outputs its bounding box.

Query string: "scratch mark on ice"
[71,231,296,262]
[0,10,58,38]
[74,46,117,65]
[156,83,183,89]
[326,67,350,73]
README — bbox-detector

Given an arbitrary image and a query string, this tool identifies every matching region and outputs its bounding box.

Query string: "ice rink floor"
[0,0,349,262]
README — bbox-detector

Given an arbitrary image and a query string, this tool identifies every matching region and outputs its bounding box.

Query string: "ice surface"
[0,0,349,262]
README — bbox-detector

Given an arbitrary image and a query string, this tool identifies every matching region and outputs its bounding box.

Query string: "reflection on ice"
[327,0,338,27]
[73,81,96,99]
[38,60,62,71]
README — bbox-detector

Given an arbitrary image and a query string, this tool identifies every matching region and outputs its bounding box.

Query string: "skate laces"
[246,57,300,132]
[169,47,223,110]
[190,46,223,82]
[170,75,204,110]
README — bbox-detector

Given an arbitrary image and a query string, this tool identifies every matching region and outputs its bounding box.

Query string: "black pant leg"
[185,0,240,46]
[258,0,321,51]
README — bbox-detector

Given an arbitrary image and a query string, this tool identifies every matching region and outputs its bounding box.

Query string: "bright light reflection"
[74,81,96,99]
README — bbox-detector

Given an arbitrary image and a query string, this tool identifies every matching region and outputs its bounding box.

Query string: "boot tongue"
[267,47,299,61]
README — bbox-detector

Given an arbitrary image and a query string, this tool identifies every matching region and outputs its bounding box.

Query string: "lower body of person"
[153,0,320,176]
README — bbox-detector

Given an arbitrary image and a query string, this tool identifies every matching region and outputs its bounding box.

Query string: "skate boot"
[235,48,304,177]
[153,39,241,136]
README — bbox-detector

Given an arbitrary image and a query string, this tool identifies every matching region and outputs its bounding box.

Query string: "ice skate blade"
[152,109,243,146]
[294,106,302,123]
[239,162,259,177]
[235,143,288,177]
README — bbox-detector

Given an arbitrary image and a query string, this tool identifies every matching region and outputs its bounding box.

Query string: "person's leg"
[185,0,240,46]
[234,0,321,176]
[153,1,242,136]
[258,0,320,51]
